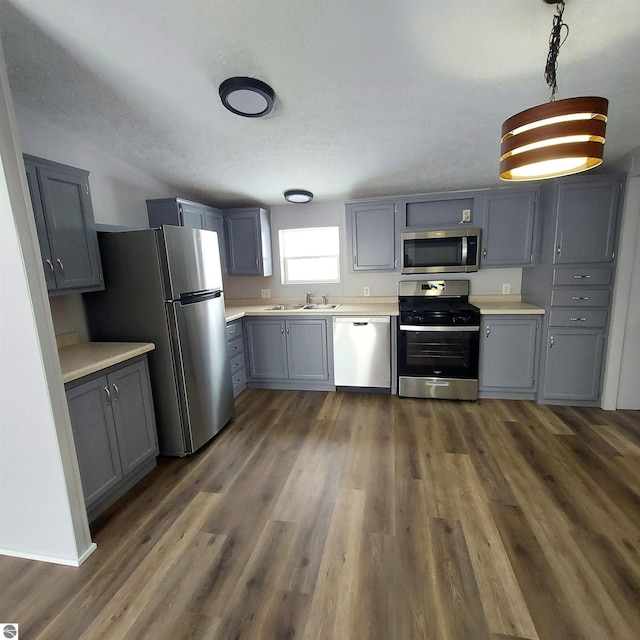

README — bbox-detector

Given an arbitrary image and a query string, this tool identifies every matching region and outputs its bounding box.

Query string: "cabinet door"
[480,316,538,390]
[179,201,206,229]
[542,329,604,401]
[204,208,228,275]
[481,190,537,267]
[226,210,262,275]
[66,376,123,505]
[246,320,288,379]
[347,202,396,271]
[286,319,330,381]
[553,178,620,264]
[108,359,158,476]
[24,160,56,291]
[37,162,103,290]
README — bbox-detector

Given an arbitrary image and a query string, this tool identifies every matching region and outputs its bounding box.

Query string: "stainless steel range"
[397,280,480,400]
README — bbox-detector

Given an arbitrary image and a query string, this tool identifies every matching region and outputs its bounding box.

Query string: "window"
[279,227,340,284]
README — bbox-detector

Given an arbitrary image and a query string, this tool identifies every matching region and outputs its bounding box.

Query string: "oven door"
[397,325,479,379]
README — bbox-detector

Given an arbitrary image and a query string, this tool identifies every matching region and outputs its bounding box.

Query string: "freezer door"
[167,292,234,453]
[160,225,222,299]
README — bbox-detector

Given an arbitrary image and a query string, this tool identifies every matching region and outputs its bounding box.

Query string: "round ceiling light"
[284,189,314,204]
[219,77,275,118]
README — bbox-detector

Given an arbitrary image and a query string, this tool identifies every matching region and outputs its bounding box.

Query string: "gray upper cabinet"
[65,356,158,519]
[224,207,273,276]
[479,315,540,398]
[146,197,228,275]
[24,154,103,293]
[402,193,477,228]
[480,189,537,267]
[346,201,396,271]
[553,176,621,264]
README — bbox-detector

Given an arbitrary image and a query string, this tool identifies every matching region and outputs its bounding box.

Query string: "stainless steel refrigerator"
[84,225,234,456]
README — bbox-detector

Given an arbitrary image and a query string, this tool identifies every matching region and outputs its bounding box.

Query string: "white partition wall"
[0,41,95,565]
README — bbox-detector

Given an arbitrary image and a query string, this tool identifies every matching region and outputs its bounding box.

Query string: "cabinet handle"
[104,386,111,405]
[556,245,561,256]
[483,248,487,259]
[231,346,238,351]
[233,362,240,368]
[229,329,236,335]
[281,327,285,335]
[549,335,554,349]
[56,258,65,277]
[286,327,290,335]
[573,274,591,279]
[486,326,490,337]
[572,296,589,300]
[45,259,55,279]
[112,383,119,401]
[570,317,587,322]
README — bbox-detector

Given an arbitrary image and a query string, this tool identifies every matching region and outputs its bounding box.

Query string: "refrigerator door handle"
[179,289,222,305]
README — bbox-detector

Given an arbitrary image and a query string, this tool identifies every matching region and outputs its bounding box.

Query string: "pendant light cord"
[544,0,569,101]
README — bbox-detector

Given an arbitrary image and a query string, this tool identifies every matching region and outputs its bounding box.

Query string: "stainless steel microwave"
[401,228,481,274]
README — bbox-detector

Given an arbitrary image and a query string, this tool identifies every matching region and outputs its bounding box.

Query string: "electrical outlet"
[502,283,511,295]
[462,209,471,222]
[363,286,371,297]
[261,288,270,299]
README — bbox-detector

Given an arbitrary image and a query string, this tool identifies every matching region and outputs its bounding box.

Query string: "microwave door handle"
[461,236,468,264]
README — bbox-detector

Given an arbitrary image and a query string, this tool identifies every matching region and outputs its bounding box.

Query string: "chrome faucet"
[305,292,312,304]
[322,295,328,305]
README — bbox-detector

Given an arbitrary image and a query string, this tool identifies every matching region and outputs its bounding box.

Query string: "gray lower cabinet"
[479,315,540,399]
[65,356,158,521]
[227,320,247,397]
[24,154,103,293]
[146,197,228,275]
[480,189,537,267]
[245,317,332,389]
[345,201,396,271]
[541,329,604,402]
[224,207,273,276]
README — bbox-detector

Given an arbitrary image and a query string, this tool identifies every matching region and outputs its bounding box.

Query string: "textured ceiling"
[1,0,640,208]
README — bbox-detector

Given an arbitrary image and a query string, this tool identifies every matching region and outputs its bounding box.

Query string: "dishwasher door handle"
[352,322,369,326]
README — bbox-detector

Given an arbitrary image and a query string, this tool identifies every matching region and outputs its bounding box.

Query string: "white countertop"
[225,296,545,322]
[59,342,155,384]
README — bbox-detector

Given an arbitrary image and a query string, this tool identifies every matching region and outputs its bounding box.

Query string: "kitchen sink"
[302,303,341,310]
[264,304,305,311]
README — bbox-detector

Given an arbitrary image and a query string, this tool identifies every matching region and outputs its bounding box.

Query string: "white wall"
[603,148,640,410]
[15,105,177,339]
[16,104,175,228]
[0,44,95,565]
[223,201,523,301]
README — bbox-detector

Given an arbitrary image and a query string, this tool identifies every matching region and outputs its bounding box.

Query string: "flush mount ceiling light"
[219,77,275,118]
[284,189,314,203]
[500,0,608,181]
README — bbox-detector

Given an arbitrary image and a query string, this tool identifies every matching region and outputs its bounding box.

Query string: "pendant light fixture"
[500,0,608,181]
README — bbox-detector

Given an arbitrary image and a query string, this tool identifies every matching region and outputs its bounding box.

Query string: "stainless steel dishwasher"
[333,316,391,389]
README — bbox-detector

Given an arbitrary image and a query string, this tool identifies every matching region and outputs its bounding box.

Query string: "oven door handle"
[399,325,480,332]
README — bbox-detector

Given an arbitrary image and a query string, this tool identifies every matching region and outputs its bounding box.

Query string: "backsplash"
[49,293,89,342]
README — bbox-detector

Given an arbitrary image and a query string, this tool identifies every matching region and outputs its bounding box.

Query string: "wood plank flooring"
[1,390,639,639]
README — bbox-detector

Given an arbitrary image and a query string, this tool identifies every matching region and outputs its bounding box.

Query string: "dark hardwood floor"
[1,389,639,639]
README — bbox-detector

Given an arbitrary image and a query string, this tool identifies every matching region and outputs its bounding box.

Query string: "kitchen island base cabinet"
[65,356,158,522]
[479,316,540,400]
[245,317,333,390]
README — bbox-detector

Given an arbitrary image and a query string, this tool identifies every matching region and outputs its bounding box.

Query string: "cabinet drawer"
[550,288,610,307]
[552,267,612,286]
[231,367,247,392]
[228,335,244,356]
[548,307,608,328]
[230,351,246,375]
[226,321,243,341]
